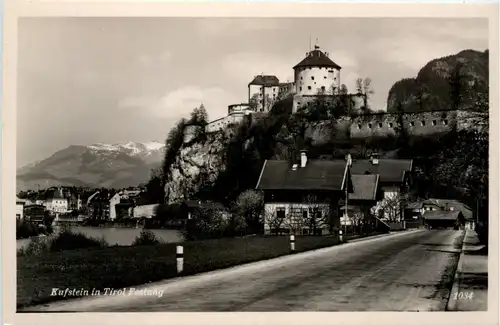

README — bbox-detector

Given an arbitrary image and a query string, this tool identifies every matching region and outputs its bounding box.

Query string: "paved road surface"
[24,229,464,312]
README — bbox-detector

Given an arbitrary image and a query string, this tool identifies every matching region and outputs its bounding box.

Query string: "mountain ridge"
[17,141,165,191]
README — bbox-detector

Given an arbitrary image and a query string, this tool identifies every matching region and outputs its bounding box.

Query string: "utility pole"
[345,154,352,237]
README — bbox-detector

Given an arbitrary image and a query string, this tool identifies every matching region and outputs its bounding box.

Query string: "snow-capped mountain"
[17,141,165,191]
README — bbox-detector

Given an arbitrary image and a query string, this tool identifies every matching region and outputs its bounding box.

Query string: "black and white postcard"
[2,1,499,325]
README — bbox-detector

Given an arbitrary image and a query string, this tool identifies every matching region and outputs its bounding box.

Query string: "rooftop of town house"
[348,158,413,184]
[348,174,380,201]
[183,200,226,211]
[423,210,463,221]
[293,45,342,70]
[423,198,473,220]
[255,158,351,192]
[248,75,280,87]
[406,202,424,209]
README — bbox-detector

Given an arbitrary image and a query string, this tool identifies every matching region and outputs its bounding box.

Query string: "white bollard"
[339,229,343,242]
[176,245,184,274]
[290,234,295,253]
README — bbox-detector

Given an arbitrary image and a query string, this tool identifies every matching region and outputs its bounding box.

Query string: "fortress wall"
[403,110,457,136]
[351,114,398,138]
[350,110,458,139]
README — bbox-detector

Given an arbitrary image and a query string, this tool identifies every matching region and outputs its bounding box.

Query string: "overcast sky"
[17,17,488,167]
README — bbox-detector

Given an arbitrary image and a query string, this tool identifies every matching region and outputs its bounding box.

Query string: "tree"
[376,193,411,223]
[303,194,330,235]
[449,62,466,110]
[415,84,429,112]
[189,104,209,126]
[355,77,374,111]
[249,93,260,111]
[161,118,187,199]
[355,78,363,94]
[233,189,265,234]
[265,207,286,235]
[145,167,165,204]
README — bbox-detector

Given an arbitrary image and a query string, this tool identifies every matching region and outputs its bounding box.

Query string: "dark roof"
[255,159,349,191]
[423,199,473,220]
[406,202,424,209]
[349,174,379,201]
[423,210,462,221]
[293,46,341,70]
[349,159,413,184]
[183,200,225,211]
[249,75,280,87]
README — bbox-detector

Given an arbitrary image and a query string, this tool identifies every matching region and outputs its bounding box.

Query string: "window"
[273,88,276,92]
[410,121,415,127]
[378,123,383,128]
[324,76,327,79]
[300,76,303,80]
[308,86,312,90]
[299,87,302,91]
[421,121,426,126]
[443,120,448,125]
[259,99,262,103]
[297,102,301,106]
[276,207,286,220]
[389,123,393,128]
[311,76,315,80]
[432,120,437,126]
[368,123,372,129]
[357,124,362,129]
[321,86,325,92]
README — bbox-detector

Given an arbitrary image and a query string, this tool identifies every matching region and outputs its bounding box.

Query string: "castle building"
[248,75,280,112]
[292,44,342,112]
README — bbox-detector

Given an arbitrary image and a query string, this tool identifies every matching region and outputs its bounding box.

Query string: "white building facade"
[248,75,280,112]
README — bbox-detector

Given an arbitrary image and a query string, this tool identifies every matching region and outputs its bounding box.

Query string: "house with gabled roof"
[422,198,474,229]
[348,154,413,221]
[423,210,465,230]
[255,150,353,235]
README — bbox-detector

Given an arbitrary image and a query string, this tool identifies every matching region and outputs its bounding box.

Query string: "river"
[16,226,185,251]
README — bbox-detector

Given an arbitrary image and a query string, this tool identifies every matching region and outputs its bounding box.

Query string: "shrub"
[16,220,41,239]
[49,228,108,252]
[17,237,50,257]
[132,229,161,246]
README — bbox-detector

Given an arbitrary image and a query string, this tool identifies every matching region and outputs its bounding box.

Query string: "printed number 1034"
[452,292,474,300]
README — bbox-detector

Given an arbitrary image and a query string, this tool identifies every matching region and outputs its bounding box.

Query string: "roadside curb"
[445,229,467,311]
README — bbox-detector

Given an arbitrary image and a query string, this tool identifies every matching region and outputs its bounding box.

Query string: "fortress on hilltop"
[205,43,482,138]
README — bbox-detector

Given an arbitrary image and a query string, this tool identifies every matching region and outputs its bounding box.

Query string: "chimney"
[370,153,379,165]
[300,150,308,168]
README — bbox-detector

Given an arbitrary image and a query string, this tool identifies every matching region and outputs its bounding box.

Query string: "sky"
[17,17,488,168]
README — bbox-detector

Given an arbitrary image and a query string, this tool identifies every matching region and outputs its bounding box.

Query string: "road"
[23,229,464,312]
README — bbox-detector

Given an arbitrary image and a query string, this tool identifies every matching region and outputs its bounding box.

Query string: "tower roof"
[293,45,341,70]
[249,75,280,87]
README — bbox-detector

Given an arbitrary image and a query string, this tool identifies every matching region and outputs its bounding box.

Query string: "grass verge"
[17,232,385,308]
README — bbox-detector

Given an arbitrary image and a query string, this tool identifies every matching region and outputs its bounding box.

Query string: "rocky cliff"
[387,49,489,112]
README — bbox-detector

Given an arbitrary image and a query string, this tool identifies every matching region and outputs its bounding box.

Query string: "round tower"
[293,44,341,96]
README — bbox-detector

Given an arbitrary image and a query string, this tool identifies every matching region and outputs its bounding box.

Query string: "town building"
[423,210,465,230]
[349,155,413,221]
[16,197,26,220]
[45,188,69,214]
[255,150,353,235]
[421,198,475,229]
